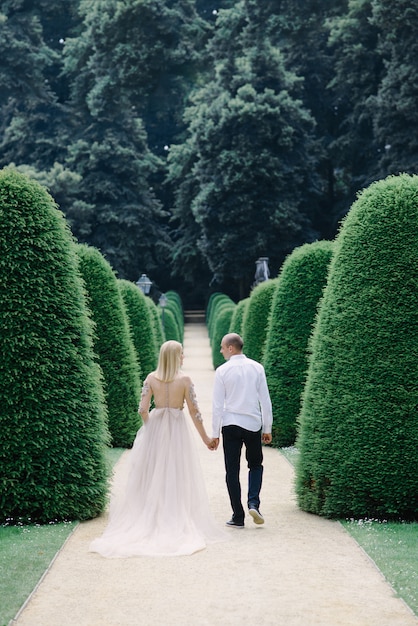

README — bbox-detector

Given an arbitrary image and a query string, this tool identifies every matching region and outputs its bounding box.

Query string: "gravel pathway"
[13,324,418,626]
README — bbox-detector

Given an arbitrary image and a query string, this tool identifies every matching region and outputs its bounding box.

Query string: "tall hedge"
[147,298,166,344]
[162,307,182,342]
[0,169,109,523]
[296,174,418,520]
[242,279,278,363]
[77,245,141,448]
[207,293,235,345]
[147,297,165,346]
[119,279,158,378]
[211,303,236,369]
[229,297,249,336]
[264,241,334,447]
[206,292,223,326]
[165,290,184,341]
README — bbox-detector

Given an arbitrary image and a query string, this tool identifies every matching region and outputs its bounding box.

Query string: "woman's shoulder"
[177,373,192,386]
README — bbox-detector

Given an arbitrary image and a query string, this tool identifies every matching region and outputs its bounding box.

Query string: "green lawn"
[0,448,124,626]
[343,518,418,615]
[280,446,418,617]
[0,521,76,626]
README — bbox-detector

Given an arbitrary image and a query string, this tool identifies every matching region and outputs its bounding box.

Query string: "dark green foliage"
[205,292,236,367]
[65,118,168,281]
[263,241,334,447]
[296,174,418,520]
[211,304,236,369]
[168,1,320,296]
[242,280,279,363]
[161,290,184,342]
[206,292,223,327]
[146,297,166,347]
[206,293,235,344]
[162,308,182,342]
[5,0,418,309]
[371,1,418,177]
[77,245,141,448]
[119,279,158,378]
[0,1,69,171]
[0,169,109,523]
[229,297,249,336]
[65,0,209,153]
[327,0,382,201]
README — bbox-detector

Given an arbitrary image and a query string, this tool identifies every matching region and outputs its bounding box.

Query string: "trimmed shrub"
[147,297,165,346]
[206,293,229,338]
[165,290,184,340]
[77,245,141,448]
[229,298,250,336]
[162,307,181,342]
[119,279,158,378]
[211,303,236,369]
[206,292,223,326]
[264,241,334,447]
[242,279,279,363]
[296,174,418,520]
[0,169,109,523]
[207,293,235,344]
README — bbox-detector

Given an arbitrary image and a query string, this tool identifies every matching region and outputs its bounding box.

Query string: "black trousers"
[222,425,263,523]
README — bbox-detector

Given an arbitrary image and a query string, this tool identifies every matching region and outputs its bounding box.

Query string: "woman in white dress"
[89,340,226,557]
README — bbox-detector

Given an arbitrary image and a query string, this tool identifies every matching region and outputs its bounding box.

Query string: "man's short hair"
[224,333,243,351]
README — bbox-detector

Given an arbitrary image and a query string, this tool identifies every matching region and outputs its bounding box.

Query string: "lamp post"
[136,273,152,295]
[254,257,270,286]
[159,293,168,333]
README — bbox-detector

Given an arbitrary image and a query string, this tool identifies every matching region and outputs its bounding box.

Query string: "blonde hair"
[154,340,183,382]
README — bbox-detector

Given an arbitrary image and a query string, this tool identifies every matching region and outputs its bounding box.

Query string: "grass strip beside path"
[0,448,124,626]
[280,446,418,617]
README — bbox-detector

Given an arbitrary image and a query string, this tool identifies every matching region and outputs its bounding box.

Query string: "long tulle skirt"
[89,408,226,557]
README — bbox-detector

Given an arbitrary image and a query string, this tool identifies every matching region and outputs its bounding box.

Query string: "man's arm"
[212,370,225,439]
[258,367,273,437]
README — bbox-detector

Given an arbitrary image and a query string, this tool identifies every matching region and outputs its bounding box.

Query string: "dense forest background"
[1,0,417,306]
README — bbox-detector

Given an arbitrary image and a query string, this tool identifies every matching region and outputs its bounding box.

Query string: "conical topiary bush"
[263,241,334,447]
[228,298,249,336]
[162,307,182,342]
[164,291,184,341]
[119,279,158,378]
[242,279,278,363]
[77,245,141,448]
[296,174,418,520]
[211,302,236,369]
[0,169,109,523]
[147,297,165,346]
[207,294,235,346]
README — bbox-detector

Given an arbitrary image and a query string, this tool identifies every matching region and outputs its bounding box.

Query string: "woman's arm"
[138,375,153,423]
[184,377,212,447]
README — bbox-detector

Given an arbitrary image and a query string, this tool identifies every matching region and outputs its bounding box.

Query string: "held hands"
[205,437,219,451]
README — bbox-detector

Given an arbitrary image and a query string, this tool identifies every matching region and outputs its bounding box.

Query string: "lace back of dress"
[165,381,170,408]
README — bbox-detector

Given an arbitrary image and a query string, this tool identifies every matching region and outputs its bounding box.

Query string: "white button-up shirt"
[212,354,273,437]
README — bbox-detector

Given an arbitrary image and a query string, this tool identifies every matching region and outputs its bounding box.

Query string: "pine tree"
[168,0,320,298]
[371,0,418,176]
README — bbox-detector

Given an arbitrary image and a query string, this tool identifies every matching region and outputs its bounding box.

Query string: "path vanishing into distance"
[12,324,418,626]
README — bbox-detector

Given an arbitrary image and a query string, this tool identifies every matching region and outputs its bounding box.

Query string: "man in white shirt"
[211,333,273,527]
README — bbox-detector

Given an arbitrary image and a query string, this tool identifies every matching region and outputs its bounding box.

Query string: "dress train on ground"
[89,408,226,557]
